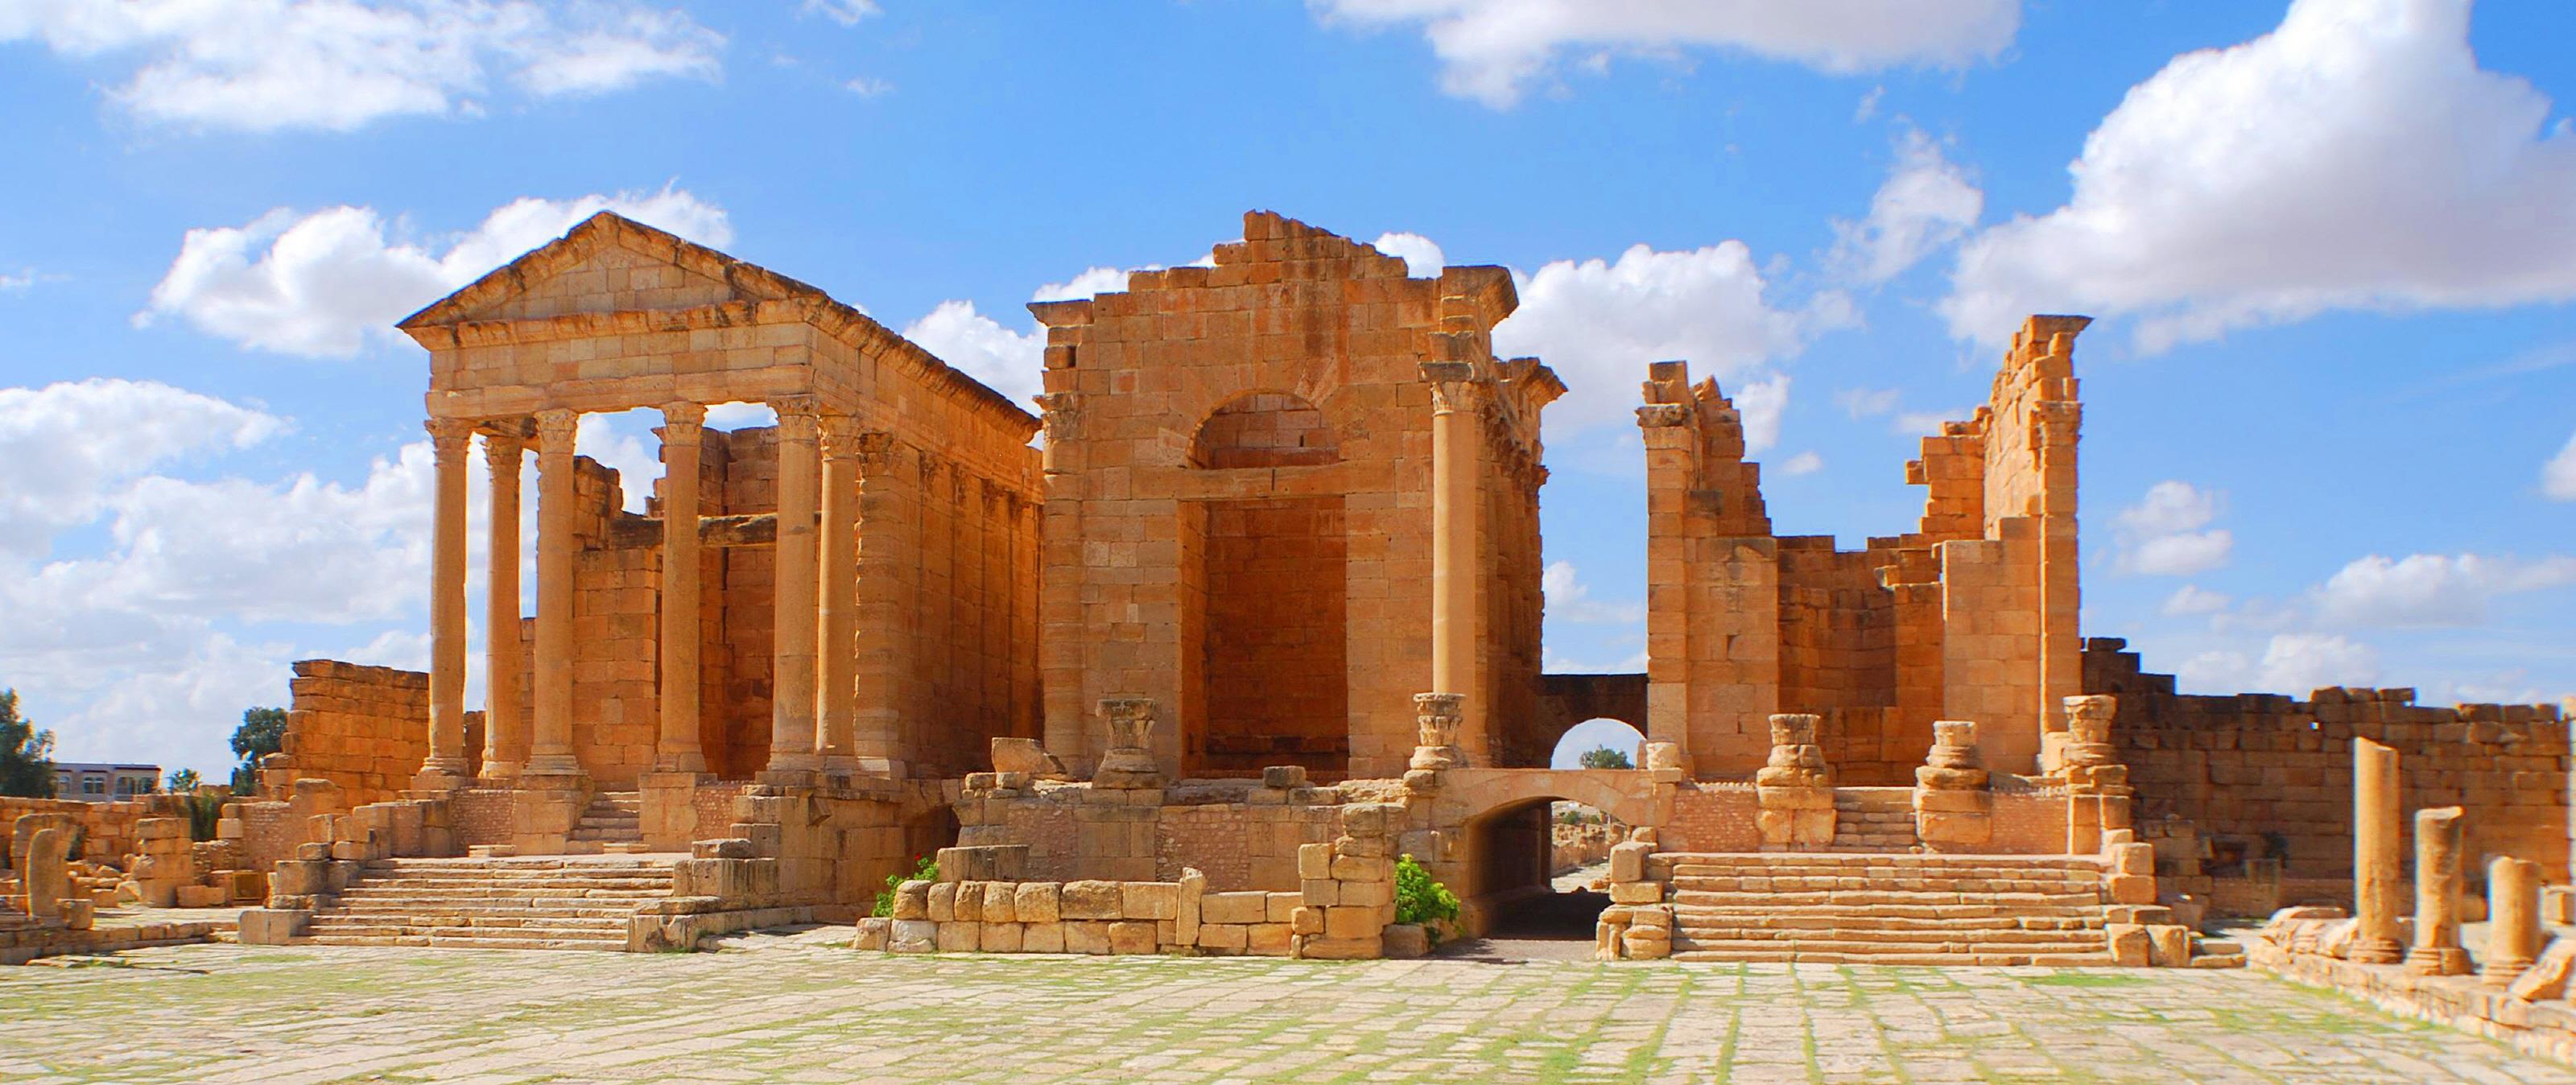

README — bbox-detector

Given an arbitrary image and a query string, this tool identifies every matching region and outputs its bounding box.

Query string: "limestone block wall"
[1641,317,2085,782]
[871,873,1302,957]
[0,796,179,871]
[276,660,445,806]
[1663,785,1762,852]
[2088,640,2571,883]
[1030,212,1554,782]
[956,776,1347,891]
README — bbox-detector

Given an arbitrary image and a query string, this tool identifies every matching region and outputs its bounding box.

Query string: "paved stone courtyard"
[1,930,2566,1084]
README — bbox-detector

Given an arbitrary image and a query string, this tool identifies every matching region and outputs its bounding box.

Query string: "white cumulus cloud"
[0,378,283,561]
[0,0,724,133]
[2178,632,2380,698]
[2310,552,2576,628]
[2113,481,2232,576]
[901,299,1046,410]
[1310,0,2021,108]
[1371,232,1447,277]
[1542,559,1644,625]
[1493,241,1851,447]
[1827,126,1983,284]
[2544,431,2576,501]
[1942,0,2576,349]
[142,186,733,358]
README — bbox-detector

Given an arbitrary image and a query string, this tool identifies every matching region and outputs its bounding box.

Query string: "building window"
[81,777,106,795]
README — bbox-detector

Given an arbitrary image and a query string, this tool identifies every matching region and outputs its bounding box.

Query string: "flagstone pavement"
[2,926,2567,1084]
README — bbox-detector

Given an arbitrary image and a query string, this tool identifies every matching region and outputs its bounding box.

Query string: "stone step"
[310,914,630,934]
[1671,947,2116,967]
[327,898,650,916]
[1668,875,2097,893]
[1653,852,2101,867]
[298,932,628,951]
[1673,912,2103,933]
[1672,889,2103,910]
[1673,926,2108,948]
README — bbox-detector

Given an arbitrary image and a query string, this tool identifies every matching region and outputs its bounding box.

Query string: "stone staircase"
[296,856,676,951]
[568,791,645,853]
[1653,852,2116,965]
[1827,787,1921,852]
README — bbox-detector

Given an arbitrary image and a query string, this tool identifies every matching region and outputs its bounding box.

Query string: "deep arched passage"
[1181,390,1349,779]
[1461,795,1612,940]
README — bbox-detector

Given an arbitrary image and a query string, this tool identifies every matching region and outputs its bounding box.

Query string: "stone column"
[655,402,708,774]
[767,398,823,774]
[481,427,526,780]
[1754,713,1835,848]
[2484,856,2543,986]
[815,412,861,774]
[523,408,584,779]
[1422,361,1477,749]
[1092,698,1163,789]
[851,431,906,775]
[2349,737,2404,963]
[2405,806,2469,976]
[414,417,476,790]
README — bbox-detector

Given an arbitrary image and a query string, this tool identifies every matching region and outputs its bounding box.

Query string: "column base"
[477,760,523,783]
[654,749,708,774]
[854,756,906,778]
[522,753,586,780]
[2350,937,2406,965]
[411,760,469,793]
[766,752,825,773]
[758,769,823,789]
[2405,946,2471,976]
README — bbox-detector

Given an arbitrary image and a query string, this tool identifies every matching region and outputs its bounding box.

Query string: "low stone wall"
[2247,922,2576,1066]
[957,772,1345,889]
[1,795,184,870]
[0,918,225,966]
[861,874,1299,957]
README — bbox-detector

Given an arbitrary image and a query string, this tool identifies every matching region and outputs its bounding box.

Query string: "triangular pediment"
[399,212,824,329]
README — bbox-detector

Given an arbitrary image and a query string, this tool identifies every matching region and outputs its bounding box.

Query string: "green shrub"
[872,854,938,918]
[182,791,225,842]
[1393,853,1460,939]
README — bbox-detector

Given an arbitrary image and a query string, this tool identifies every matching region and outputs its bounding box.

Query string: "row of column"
[2351,737,2549,984]
[413,398,906,791]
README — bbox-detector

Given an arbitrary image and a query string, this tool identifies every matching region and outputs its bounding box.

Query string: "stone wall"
[0,795,179,870]
[1030,212,1555,781]
[1640,316,2085,782]
[959,775,1346,891]
[2088,639,2571,884]
[274,660,440,807]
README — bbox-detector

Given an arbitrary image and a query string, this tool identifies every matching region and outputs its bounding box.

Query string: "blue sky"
[2,0,2571,778]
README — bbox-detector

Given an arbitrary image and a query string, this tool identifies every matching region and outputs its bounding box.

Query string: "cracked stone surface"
[1,928,2566,1083]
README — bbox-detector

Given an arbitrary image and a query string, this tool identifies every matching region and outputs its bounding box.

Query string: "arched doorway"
[1180,391,1350,779]
[1551,718,1645,770]
[1461,795,1613,941]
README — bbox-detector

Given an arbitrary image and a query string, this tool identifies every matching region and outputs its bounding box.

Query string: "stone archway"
[1428,768,1665,939]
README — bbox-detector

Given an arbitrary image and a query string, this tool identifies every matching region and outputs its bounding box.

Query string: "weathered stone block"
[1291,906,1323,935]
[927,881,958,922]
[1022,921,1067,954]
[1060,880,1122,920]
[1108,920,1158,955]
[892,880,931,920]
[1203,891,1269,926]
[980,921,1025,953]
[1323,906,1381,941]
[1121,881,1179,920]
[1063,920,1112,955]
[889,919,937,954]
[1339,879,1392,908]
[1296,842,1333,880]
[1609,841,1650,884]
[1199,922,1249,951]
[2105,874,2157,905]
[237,909,309,945]
[952,881,984,922]
[851,916,889,951]
[934,921,980,952]
[2146,924,2191,967]
[1249,923,1294,956]
[1013,882,1059,923]
[1382,923,1429,959]
[2106,923,2151,967]
[1608,881,1662,905]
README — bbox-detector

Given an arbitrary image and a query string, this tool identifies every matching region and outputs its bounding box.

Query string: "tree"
[1577,745,1633,770]
[0,689,58,798]
[167,767,202,793]
[229,706,287,793]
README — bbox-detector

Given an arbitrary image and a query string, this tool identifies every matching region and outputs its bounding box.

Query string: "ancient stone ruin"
[207,209,2563,977]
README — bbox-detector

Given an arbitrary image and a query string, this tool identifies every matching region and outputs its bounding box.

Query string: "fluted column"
[480,427,527,780]
[414,417,475,790]
[2350,737,2403,963]
[1422,361,1477,762]
[656,402,708,773]
[815,412,861,774]
[851,431,906,775]
[524,408,584,779]
[767,398,823,774]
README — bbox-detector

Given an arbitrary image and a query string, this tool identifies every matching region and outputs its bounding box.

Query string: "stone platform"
[294,854,681,951]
